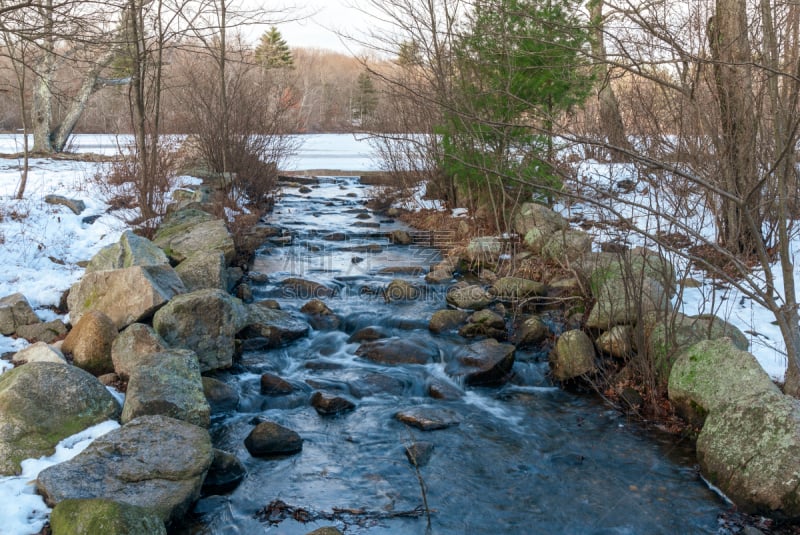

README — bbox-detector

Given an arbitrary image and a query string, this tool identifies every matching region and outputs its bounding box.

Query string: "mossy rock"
[647,313,749,386]
[0,363,120,475]
[697,392,800,518]
[50,499,166,535]
[668,338,778,427]
[550,330,596,381]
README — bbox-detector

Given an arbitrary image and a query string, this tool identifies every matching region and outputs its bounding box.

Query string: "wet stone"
[395,407,460,431]
[310,391,356,416]
[426,379,463,400]
[260,373,294,396]
[202,449,246,495]
[348,373,406,398]
[347,326,388,344]
[445,339,516,387]
[355,338,439,366]
[244,421,303,457]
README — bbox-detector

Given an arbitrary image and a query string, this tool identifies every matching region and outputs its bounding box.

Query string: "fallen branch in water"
[254,499,430,529]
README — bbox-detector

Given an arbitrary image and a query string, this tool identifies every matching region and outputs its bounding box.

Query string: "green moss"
[50,499,166,535]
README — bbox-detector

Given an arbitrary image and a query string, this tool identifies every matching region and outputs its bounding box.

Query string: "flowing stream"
[182,176,729,534]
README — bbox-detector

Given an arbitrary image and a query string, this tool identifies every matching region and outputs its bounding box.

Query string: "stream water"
[182,176,729,534]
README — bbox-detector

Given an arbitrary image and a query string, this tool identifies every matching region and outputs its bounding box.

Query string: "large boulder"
[646,312,748,385]
[446,285,493,310]
[36,415,213,525]
[153,209,235,265]
[580,250,676,297]
[355,337,439,366]
[0,362,120,475]
[512,202,569,238]
[62,310,118,376]
[121,349,210,428]
[238,305,310,351]
[0,292,40,335]
[153,289,248,372]
[668,338,779,427]
[175,251,228,292]
[111,323,169,381]
[697,392,800,518]
[550,330,596,381]
[86,230,169,273]
[68,265,186,330]
[542,230,593,263]
[585,276,669,330]
[49,499,166,535]
[445,339,515,386]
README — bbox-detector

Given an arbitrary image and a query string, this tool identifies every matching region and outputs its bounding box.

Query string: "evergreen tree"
[353,71,378,126]
[255,26,293,69]
[440,0,592,213]
[396,39,422,67]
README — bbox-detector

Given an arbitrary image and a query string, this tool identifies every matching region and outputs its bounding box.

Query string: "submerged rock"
[429,310,469,334]
[355,337,439,365]
[239,305,310,350]
[202,449,246,495]
[202,377,240,413]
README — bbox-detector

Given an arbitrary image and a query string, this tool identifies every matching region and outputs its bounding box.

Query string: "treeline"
[0,44,388,135]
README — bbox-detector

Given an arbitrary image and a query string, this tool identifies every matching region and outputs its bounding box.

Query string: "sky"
[255,0,381,54]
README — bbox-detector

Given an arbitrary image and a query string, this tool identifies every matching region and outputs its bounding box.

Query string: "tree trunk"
[707,0,761,255]
[52,49,121,152]
[590,0,632,161]
[32,0,55,153]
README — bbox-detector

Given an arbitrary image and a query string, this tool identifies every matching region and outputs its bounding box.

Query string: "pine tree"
[353,71,378,126]
[255,26,293,69]
[440,0,592,209]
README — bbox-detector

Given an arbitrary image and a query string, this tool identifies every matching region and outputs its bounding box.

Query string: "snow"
[284,133,381,171]
[0,134,205,535]
[0,420,120,535]
[559,159,794,382]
